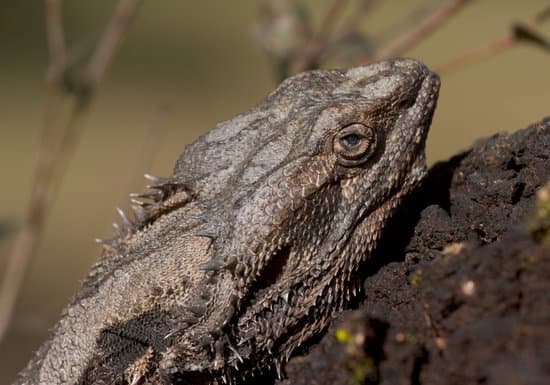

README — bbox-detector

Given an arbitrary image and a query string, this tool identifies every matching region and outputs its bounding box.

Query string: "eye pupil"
[340,134,360,147]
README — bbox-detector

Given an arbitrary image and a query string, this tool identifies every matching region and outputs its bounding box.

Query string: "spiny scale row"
[96,174,189,248]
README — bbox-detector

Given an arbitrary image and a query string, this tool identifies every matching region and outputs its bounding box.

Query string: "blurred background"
[0,0,548,382]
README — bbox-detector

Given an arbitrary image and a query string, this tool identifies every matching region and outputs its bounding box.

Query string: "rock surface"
[281,117,550,385]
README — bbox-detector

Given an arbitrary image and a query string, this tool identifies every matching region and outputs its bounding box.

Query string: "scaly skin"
[15,58,439,385]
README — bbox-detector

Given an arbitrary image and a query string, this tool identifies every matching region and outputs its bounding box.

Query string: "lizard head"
[167,58,440,378]
[175,59,439,249]
[176,58,439,279]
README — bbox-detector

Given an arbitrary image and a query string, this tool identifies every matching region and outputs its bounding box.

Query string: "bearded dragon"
[15,58,440,385]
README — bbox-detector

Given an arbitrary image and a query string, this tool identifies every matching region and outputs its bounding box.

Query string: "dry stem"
[371,0,472,61]
[436,5,550,73]
[0,0,143,342]
[297,0,350,71]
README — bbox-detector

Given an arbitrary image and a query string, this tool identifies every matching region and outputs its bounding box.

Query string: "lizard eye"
[333,123,376,166]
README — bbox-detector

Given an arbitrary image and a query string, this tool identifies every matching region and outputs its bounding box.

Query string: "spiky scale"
[130,190,162,202]
[130,204,147,223]
[116,207,134,230]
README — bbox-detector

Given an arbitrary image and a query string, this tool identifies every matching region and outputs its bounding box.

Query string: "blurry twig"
[261,0,549,80]
[45,0,66,84]
[436,6,550,73]
[262,0,473,79]
[368,0,472,62]
[272,0,548,79]
[49,0,144,198]
[0,0,143,342]
[85,0,143,96]
[297,0,350,71]
[0,0,67,344]
[338,0,379,38]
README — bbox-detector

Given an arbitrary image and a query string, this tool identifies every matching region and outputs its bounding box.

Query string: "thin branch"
[85,0,144,95]
[436,6,550,73]
[44,0,66,85]
[338,0,380,37]
[371,0,473,62]
[0,0,143,342]
[296,0,350,71]
[49,0,144,194]
[296,0,472,70]
[435,33,513,74]
[0,0,68,343]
